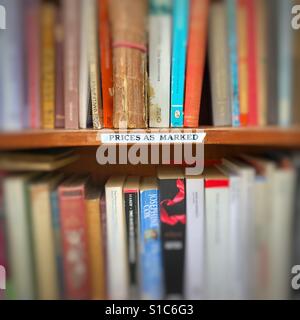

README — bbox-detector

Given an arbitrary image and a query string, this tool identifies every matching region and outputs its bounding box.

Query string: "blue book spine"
[0,0,25,131]
[139,188,163,299]
[226,0,240,127]
[170,0,189,127]
[50,190,64,298]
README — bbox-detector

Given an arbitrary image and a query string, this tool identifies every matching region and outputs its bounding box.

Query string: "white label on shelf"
[99,131,206,144]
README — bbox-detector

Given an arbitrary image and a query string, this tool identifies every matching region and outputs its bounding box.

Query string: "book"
[41,1,56,129]
[58,175,91,299]
[139,177,163,299]
[63,0,80,129]
[3,173,40,299]
[0,0,25,131]
[208,0,231,126]
[148,0,172,128]
[99,0,113,128]
[293,0,300,125]
[54,6,65,128]
[184,0,209,128]
[184,175,205,299]
[237,0,249,126]
[158,167,186,299]
[105,176,129,299]
[109,0,148,129]
[29,173,64,300]
[123,176,140,298]
[79,0,90,129]
[170,0,189,128]
[226,0,240,127]
[204,167,230,299]
[25,0,41,129]
[85,184,106,300]
[88,0,103,129]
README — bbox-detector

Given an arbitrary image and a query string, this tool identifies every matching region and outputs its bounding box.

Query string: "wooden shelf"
[0,127,299,150]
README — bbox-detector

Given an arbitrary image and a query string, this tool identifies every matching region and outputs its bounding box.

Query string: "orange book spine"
[237,0,249,126]
[99,0,113,128]
[184,0,209,128]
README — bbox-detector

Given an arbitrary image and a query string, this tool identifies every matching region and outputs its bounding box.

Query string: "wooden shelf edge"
[0,127,299,150]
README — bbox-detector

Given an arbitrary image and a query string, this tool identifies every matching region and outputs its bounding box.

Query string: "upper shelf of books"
[0,127,299,150]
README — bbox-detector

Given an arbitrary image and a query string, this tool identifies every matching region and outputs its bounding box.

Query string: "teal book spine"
[170,0,189,127]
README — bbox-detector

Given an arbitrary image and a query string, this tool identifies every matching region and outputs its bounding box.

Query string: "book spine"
[184,0,209,128]
[50,190,64,298]
[278,0,293,127]
[99,0,113,128]
[88,0,103,129]
[208,1,231,126]
[59,186,90,299]
[63,0,80,129]
[226,0,240,127]
[0,0,25,131]
[148,0,172,128]
[124,190,139,298]
[159,178,186,299]
[205,178,230,299]
[55,8,65,128]
[26,0,41,129]
[140,188,163,299]
[0,216,7,299]
[86,197,106,299]
[184,177,205,299]
[41,2,56,129]
[246,0,258,126]
[237,0,249,126]
[170,0,189,128]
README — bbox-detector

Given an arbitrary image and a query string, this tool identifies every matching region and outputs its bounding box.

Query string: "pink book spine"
[63,0,80,129]
[26,0,41,129]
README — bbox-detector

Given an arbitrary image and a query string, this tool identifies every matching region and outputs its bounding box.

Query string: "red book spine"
[63,0,80,129]
[26,1,41,129]
[246,0,258,126]
[59,185,90,299]
[99,0,113,128]
[55,9,65,128]
[184,0,209,128]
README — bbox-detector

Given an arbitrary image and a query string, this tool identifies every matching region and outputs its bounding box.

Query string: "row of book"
[0,154,299,300]
[0,0,299,131]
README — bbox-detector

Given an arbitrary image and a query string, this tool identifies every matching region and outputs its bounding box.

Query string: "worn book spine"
[26,0,41,129]
[208,0,231,126]
[109,0,148,129]
[88,0,103,129]
[59,184,90,299]
[170,0,189,128]
[63,0,80,129]
[226,0,240,127]
[55,8,65,128]
[41,2,56,129]
[237,0,249,126]
[99,0,113,128]
[148,0,172,128]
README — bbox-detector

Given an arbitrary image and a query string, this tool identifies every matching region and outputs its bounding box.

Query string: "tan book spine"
[41,3,56,129]
[85,194,106,299]
[109,0,148,129]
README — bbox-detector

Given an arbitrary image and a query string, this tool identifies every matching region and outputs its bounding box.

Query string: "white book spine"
[205,184,230,299]
[184,177,205,299]
[105,186,129,299]
[4,178,35,299]
[149,11,171,128]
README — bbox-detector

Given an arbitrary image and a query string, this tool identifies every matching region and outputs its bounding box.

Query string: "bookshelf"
[0,127,299,150]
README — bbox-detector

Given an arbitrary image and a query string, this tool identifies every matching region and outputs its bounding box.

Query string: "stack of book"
[0,0,299,131]
[0,153,299,300]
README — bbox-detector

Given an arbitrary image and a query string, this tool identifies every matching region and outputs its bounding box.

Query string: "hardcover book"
[139,177,163,299]
[158,167,186,299]
[149,0,172,128]
[170,0,189,128]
